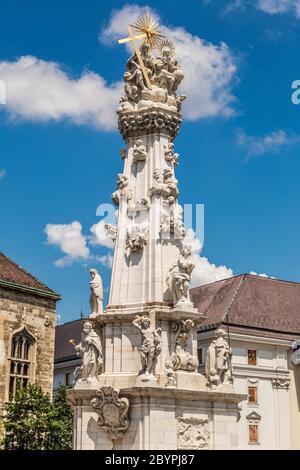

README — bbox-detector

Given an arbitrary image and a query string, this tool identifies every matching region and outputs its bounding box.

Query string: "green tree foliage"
[2,383,73,450]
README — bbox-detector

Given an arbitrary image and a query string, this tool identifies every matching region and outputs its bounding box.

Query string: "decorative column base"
[69,386,246,450]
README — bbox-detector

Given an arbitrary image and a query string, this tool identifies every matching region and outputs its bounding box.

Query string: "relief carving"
[164,142,179,166]
[271,377,290,390]
[133,138,148,162]
[126,222,149,254]
[91,386,130,440]
[160,199,185,240]
[111,174,133,206]
[177,417,209,450]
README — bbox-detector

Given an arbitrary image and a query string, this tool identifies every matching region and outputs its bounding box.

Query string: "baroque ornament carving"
[246,411,261,425]
[177,417,209,450]
[91,386,130,440]
[148,168,179,201]
[166,246,194,307]
[132,315,162,379]
[111,174,133,206]
[72,320,103,383]
[271,377,291,390]
[118,109,182,141]
[164,142,179,166]
[104,223,118,243]
[205,328,233,389]
[133,138,147,162]
[171,319,198,372]
[127,196,150,218]
[164,359,176,388]
[126,222,149,254]
[160,199,185,240]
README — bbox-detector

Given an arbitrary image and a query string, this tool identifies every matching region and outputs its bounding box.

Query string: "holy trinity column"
[105,14,194,311]
[70,14,245,451]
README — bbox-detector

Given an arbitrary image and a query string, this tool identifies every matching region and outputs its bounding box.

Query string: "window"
[65,373,72,387]
[197,348,203,365]
[248,386,257,404]
[9,330,34,400]
[249,424,259,444]
[248,350,257,366]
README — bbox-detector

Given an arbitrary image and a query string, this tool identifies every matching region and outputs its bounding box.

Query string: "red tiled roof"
[0,252,59,298]
[55,319,85,362]
[190,274,300,335]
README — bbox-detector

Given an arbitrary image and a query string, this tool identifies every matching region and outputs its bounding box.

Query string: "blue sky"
[1,0,300,323]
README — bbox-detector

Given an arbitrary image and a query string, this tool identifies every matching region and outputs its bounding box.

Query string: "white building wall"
[198,331,292,450]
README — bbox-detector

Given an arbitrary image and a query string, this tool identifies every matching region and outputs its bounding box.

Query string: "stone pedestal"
[70,385,245,450]
[69,306,246,450]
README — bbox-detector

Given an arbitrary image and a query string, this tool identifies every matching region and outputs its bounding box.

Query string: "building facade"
[55,273,300,449]
[190,274,300,450]
[0,252,60,413]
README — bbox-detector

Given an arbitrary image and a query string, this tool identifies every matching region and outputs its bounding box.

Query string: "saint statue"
[74,320,103,383]
[167,246,194,307]
[205,328,233,388]
[132,315,162,377]
[89,268,103,317]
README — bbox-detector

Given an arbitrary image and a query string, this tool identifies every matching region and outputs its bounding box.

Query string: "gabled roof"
[55,319,84,363]
[0,252,60,300]
[190,274,300,337]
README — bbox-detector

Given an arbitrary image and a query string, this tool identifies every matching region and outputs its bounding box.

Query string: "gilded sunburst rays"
[131,12,165,49]
[157,38,176,57]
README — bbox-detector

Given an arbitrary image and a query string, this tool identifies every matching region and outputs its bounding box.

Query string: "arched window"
[8,329,35,400]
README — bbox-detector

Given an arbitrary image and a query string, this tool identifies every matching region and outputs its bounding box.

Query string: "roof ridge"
[190,273,245,290]
[0,251,57,295]
[222,274,246,323]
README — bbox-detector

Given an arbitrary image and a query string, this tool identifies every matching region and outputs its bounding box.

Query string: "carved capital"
[91,386,130,440]
[118,108,182,141]
[271,377,290,390]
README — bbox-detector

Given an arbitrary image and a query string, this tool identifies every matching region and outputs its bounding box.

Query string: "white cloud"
[256,0,300,16]
[249,271,270,278]
[97,254,114,268]
[217,0,300,18]
[0,56,123,130]
[237,128,300,158]
[101,5,237,120]
[89,221,114,249]
[184,229,234,287]
[0,169,6,180]
[45,221,90,267]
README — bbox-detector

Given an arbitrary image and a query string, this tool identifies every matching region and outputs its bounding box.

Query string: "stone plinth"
[69,385,246,450]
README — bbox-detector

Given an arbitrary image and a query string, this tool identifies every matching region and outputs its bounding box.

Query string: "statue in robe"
[74,321,103,383]
[167,246,194,307]
[205,328,233,388]
[89,268,103,317]
[123,43,154,102]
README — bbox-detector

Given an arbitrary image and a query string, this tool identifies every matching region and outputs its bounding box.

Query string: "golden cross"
[118,26,152,90]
